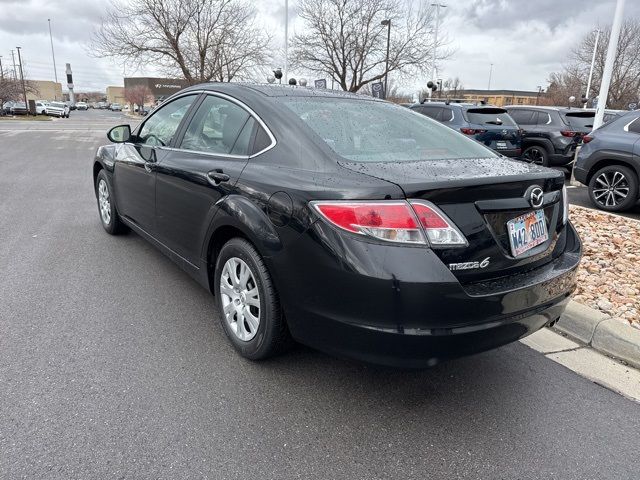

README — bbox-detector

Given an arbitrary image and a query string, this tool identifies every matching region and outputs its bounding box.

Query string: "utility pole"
[429,3,446,100]
[0,56,3,81]
[584,28,600,109]
[16,47,28,114]
[594,0,625,130]
[11,50,18,80]
[487,63,493,90]
[48,19,58,84]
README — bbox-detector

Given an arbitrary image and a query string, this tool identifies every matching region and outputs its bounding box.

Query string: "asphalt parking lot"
[1,109,639,479]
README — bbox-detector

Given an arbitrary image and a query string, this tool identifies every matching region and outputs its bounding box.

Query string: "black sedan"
[92,84,581,367]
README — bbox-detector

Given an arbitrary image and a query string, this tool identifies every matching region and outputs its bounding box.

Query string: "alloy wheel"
[592,171,630,208]
[220,257,261,341]
[524,147,544,165]
[98,179,112,225]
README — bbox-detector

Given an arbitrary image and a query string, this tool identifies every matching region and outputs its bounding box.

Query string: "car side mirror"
[107,124,131,143]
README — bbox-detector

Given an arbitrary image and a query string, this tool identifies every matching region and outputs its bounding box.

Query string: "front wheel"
[588,165,638,212]
[95,170,128,234]
[214,238,291,360]
[522,145,549,166]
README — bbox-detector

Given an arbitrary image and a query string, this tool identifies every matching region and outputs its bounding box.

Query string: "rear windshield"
[464,108,516,126]
[282,98,496,162]
[563,111,594,129]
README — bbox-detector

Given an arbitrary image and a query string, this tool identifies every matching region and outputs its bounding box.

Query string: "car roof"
[182,82,384,101]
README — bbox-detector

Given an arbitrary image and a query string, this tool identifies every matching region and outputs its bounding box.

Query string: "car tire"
[588,165,639,212]
[522,145,550,166]
[214,238,292,360]
[95,170,128,235]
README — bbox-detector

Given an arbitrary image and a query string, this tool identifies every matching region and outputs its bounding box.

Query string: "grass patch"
[0,115,53,121]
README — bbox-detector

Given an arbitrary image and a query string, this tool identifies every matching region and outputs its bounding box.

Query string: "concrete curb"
[553,300,640,369]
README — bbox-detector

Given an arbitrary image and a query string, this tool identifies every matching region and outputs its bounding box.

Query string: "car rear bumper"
[273,221,581,368]
[496,148,521,158]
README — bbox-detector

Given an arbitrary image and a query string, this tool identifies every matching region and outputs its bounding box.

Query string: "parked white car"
[35,100,50,115]
[76,102,88,111]
[46,101,70,118]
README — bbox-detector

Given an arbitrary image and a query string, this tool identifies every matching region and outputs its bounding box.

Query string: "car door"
[628,117,640,158]
[154,92,273,264]
[112,93,199,235]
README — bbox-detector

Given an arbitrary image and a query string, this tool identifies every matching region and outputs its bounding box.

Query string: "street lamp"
[536,85,543,105]
[48,19,58,84]
[584,29,600,109]
[15,47,28,114]
[487,63,493,90]
[381,19,391,99]
[429,3,447,99]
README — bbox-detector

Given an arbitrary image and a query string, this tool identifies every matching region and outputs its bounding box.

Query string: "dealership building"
[124,77,188,102]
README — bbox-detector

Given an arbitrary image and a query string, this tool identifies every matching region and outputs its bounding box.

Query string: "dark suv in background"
[411,101,522,157]
[504,106,602,167]
[574,110,640,212]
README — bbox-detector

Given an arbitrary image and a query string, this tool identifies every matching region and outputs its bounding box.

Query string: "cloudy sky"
[0,0,638,94]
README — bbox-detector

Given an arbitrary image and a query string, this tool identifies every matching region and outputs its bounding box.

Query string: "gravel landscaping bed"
[570,205,639,329]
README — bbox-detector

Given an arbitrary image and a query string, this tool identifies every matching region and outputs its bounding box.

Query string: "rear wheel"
[522,145,549,166]
[214,238,291,360]
[588,165,638,212]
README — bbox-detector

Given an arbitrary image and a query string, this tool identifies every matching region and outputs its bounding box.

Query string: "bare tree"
[124,85,154,114]
[90,0,272,84]
[548,20,640,109]
[443,77,463,96]
[291,0,451,92]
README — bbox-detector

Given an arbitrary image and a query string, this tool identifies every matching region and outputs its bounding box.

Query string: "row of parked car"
[409,101,637,212]
[2,100,72,118]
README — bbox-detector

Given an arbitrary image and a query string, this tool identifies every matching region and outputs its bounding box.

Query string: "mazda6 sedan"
[92,83,581,367]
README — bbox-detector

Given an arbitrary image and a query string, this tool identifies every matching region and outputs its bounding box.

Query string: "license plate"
[495,141,508,149]
[507,210,548,257]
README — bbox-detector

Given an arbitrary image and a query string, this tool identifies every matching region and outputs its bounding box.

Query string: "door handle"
[207,170,230,185]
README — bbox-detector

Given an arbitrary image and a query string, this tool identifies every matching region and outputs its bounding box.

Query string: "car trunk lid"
[338,157,566,283]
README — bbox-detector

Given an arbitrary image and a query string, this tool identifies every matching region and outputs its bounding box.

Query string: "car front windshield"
[282,97,496,162]
[51,102,64,108]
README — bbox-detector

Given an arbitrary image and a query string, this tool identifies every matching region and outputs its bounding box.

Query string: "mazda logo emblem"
[528,186,544,208]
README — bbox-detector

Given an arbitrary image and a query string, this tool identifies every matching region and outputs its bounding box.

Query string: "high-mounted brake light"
[311,201,426,244]
[409,201,468,246]
[311,200,468,247]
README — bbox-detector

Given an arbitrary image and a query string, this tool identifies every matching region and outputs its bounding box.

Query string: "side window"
[418,106,442,120]
[440,108,454,122]
[536,112,551,125]
[627,118,640,134]
[252,124,272,155]
[138,95,196,147]
[180,95,251,155]
[509,109,535,125]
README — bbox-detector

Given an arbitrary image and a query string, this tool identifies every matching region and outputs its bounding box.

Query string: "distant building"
[124,77,188,103]
[26,80,63,101]
[453,89,542,107]
[106,86,125,105]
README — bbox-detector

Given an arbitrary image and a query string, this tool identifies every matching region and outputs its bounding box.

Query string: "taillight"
[311,201,425,244]
[311,200,468,247]
[409,201,468,246]
[460,128,486,135]
[560,130,577,137]
[582,135,593,143]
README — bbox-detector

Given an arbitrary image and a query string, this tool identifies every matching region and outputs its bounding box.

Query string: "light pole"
[487,63,493,90]
[0,56,3,81]
[48,19,58,85]
[11,50,17,80]
[284,0,288,83]
[594,0,625,130]
[429,3,446,100]
[381,19,391,99]
[16,47,28,114]
[584,28,600,109]
[536,85,542,105]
